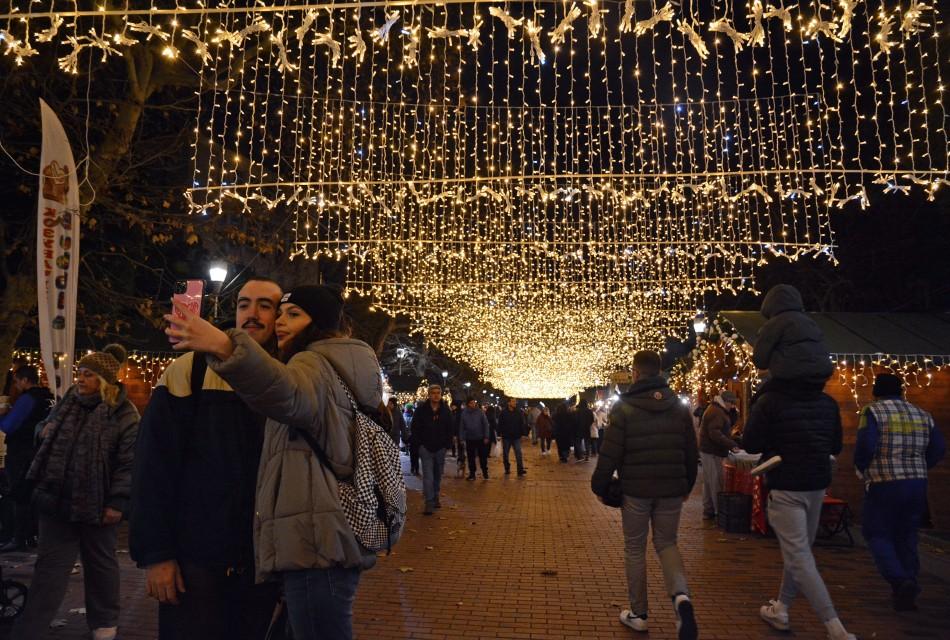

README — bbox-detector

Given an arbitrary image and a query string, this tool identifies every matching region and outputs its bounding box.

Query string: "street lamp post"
[208,263,228,322]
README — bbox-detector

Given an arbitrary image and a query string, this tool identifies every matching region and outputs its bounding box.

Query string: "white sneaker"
[619,609,648,632]
[760,600,790,631]
[93,628,117,640]
[827,635,857,640]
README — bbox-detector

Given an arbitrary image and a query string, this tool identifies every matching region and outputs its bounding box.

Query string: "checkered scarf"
[859,399,934,483]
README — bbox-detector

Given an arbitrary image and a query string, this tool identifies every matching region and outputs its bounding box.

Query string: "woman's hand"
[102,507,123,526]
[164,301,234,359]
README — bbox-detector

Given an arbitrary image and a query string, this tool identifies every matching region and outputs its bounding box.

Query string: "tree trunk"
[0,274,36,386]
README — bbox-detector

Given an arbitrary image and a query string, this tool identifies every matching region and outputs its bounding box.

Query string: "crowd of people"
[0,282,944,640]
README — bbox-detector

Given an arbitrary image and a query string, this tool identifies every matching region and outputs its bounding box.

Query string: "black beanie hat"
[872,373,903,398]
[279,285,345,332]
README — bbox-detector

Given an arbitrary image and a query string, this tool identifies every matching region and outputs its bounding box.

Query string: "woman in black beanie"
[166,284,393,640]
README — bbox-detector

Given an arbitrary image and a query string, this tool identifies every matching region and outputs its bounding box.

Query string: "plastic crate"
[717,492,752,533]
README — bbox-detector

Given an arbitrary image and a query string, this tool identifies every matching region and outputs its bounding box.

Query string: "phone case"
[169,280,204,344]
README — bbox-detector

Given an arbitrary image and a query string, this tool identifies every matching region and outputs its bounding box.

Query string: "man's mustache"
[242,320,265,329]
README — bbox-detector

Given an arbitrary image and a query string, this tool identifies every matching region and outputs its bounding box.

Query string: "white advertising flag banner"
[36,98,80,398]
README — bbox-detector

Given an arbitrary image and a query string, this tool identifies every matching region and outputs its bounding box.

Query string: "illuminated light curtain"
[5,0,947,394]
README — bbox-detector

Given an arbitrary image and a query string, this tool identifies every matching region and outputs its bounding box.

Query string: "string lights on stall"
[3,0,947,395]
[10,350,177,389]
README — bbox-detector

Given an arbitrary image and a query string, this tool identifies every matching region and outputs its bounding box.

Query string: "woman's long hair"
[95,375,122,408]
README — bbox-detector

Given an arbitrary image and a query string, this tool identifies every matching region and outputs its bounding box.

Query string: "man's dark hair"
[242,275,282,289]
[633,350,662,376]
[13,365,39,385]
[466,396,478,404]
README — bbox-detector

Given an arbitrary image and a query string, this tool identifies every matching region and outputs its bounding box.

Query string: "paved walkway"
[3,446,948,639]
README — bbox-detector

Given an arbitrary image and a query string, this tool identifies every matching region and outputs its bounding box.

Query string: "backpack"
[295,371,407,554]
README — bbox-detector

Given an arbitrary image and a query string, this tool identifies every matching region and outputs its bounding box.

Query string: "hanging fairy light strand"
[3,0,947,395]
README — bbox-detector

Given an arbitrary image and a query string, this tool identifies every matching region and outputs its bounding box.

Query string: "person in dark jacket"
[498,397,527,476]
[411,385,455,515]
[574,399,595,462]
[553,403,574,462]
[387,397,407,447]
[591,351,698,639]
[0,365,53,551]
[536,406,554,455]
[743,378,855,640]
[130,278,282,640]
[855,374,946,611]
[460,398,491,480]
[485,404,499,456]
[752,284,834,384]
[13,346,139,640]
[698,390,740,520]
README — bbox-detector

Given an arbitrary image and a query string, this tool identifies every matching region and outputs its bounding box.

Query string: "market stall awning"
[719,312,950,358]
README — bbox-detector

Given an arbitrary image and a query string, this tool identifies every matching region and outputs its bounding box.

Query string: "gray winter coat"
[209,330,383,582]
[459,407,490,441]
[752,284,834,382]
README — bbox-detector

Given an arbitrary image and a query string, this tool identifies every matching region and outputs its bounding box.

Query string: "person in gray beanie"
[13,344,139,640]
[698,390,740,520]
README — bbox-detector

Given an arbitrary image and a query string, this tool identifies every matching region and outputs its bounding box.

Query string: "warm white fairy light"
[4,1,947,395]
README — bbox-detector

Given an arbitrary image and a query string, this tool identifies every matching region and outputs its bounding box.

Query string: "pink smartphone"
[169,279,204,344]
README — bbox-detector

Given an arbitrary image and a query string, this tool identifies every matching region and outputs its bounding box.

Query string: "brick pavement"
[2,446,948,639]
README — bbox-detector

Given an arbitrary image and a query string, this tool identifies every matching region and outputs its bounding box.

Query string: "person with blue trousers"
[460,398,491,480]
[855,373,945,612]
[410,385,455,515]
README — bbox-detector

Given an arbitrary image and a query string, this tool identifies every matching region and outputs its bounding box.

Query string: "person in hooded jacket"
[166,285,383,640]
[13,345,139,640]
[498,398,527,476]
[743,376,855,640]
[0,365,54,552]
[460,398,491,480]
[753,284,834,384]
[591,351,698,640]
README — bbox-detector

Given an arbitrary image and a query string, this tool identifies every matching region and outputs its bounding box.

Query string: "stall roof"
[719,312,950,357]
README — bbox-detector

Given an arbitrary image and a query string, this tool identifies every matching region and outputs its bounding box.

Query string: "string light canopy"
[4,0,947,395]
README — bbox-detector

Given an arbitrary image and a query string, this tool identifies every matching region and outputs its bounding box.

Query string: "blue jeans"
[419,446,445,508]
[502,438,524,473]
[282,567,361,640]
[862,479,927,588]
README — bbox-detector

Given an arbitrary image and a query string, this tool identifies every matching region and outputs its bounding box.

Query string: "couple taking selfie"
[12,277,386,640]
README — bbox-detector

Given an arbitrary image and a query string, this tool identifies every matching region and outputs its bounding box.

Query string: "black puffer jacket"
[591,377,698,499]
[753,284,834,382]
[497,408,525,440]
[743,380,842,491]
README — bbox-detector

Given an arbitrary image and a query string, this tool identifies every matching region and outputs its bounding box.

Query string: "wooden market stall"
[679,312,950,529]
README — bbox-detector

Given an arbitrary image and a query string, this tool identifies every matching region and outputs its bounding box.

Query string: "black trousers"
[466,440,489,477]
[158,559,280,640]
[2,446,36,542]
[409,441,420,473]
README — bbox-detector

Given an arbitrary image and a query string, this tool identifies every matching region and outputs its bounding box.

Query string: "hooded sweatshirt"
[753,284,834,382]
[591,376,698,499]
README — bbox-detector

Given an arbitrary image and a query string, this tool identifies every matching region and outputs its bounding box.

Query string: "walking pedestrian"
[855,373,946,611]
[536,406,554,455]
[411,385,455,515]
[13,345,139,640]
[553,403,573,463]
[165,284,385,640]
[130,277,283,640]
[591,350,699,640]
[387,397,406,447]
[0,365,53,552]
[574,398,594,462]
[498,397,527,476]
[460,398,490,480]
[485,404,498,457]
[698,390,740,520]
[527,404,541,446]
[743,377,856,640]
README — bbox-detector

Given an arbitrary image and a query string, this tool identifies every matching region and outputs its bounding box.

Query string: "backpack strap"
[190,351,208,404]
